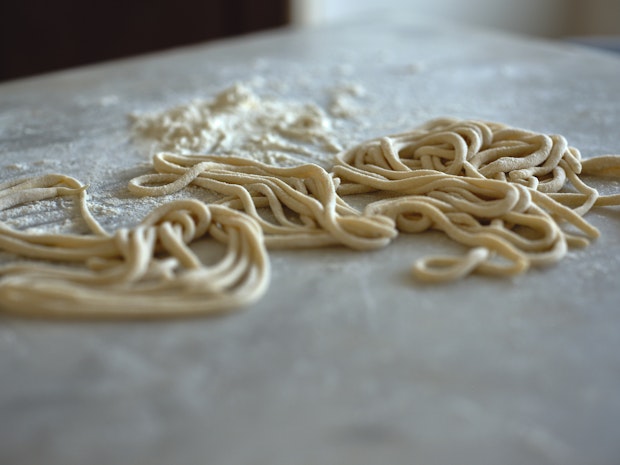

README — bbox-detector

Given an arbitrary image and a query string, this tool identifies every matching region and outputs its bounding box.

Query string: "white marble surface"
[1,13,620,465]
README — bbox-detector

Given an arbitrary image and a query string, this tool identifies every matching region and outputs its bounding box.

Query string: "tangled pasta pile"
[333,118,620,281]
[0,118,618,317]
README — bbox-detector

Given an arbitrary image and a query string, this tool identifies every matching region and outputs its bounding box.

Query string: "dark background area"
[0,0,290,82]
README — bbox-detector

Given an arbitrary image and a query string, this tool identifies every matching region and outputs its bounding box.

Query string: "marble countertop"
[1,13,619,465]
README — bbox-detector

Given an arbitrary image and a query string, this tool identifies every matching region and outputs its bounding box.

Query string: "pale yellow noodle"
[334,118,620,281]
[0,179,270,318]
[1,117,620,317]
[129,152,397,251]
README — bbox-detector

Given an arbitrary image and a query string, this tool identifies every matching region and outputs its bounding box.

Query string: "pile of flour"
[130,83,363,166]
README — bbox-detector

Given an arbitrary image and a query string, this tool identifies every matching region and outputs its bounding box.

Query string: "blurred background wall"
[291,0,620,37]
[0,0,289,82]
[1,0,618,82]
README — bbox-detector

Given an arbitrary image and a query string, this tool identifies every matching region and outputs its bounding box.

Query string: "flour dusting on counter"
[130,83,358,166]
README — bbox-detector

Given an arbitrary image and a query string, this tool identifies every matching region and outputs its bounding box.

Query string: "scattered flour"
[328,83,366,118]
[130,83,362,166]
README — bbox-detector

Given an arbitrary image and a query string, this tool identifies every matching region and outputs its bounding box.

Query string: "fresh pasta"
[0,117,619,317]
[128,152,397,250]
[0,175,269,317]
[334,118,619,280]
